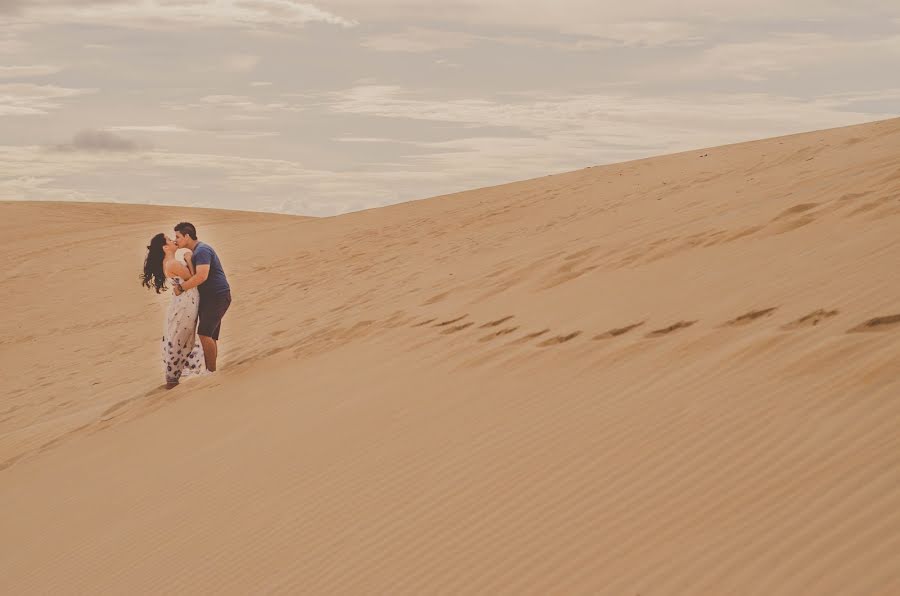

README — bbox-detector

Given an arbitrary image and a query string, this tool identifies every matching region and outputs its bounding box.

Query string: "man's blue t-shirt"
[193,241,231,297]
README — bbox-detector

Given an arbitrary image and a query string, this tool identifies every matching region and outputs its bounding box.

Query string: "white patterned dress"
[162,253,207,385]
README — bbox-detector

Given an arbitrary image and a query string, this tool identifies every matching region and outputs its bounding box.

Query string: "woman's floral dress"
[162,253,206,385]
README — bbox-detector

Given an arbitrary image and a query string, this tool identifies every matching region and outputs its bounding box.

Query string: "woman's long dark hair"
[141,233,168,293]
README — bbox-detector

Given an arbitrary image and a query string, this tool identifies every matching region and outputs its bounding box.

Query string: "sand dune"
[2,117,899,594]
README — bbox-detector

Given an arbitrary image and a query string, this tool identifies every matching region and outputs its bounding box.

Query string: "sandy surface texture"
[2,117,899,594]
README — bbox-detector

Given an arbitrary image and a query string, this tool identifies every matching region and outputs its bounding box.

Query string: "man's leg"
[199,335,217,371]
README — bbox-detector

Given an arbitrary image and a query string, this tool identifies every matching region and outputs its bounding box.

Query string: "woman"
[141,233,206,389]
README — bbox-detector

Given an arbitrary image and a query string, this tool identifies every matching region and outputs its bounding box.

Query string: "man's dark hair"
[174,222,197,240]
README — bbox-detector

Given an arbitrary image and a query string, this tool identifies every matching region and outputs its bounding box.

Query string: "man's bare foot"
[165,382,179,390]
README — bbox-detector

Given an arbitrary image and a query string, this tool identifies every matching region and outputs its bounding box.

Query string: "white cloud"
[676,33,900,81]
[434,58,461,68]
[336,136,395,142]
[216,131,281,139]
[0,65,63,78]
[0,83,96,116]
[0,39,24,53]
[323,0,900,30]
[3,0,357,31]
[224,114,271,121]
[161,95,300,117]
[325,84,895,167]
[571,20,703,47]
[361,22,702,54]
[106,125,191,133]
[361,27,476,52]
[225,54,260,72]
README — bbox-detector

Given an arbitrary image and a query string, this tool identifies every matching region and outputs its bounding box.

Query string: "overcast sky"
[2,1,898,216]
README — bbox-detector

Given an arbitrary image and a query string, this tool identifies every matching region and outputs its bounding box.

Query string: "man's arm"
[178,264,209,292]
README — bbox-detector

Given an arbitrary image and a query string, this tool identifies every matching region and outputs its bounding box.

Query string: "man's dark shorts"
[198,291,231,341]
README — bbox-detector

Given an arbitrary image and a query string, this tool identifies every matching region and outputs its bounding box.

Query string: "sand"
[1,117,899,594]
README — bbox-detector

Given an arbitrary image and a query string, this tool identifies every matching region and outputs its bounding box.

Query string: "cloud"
[4,82,891,217]
[224,114,271,121]
[0,65,63,78]
[322,0,900,29]
[0,39,26,53]
[571,20,702,47]
[2,0,357,31]
[161,94,300,116]
[675,33,900,81]
[434,58,461,68]
[225,54,260,72]
[216,131,280,139]
[251,81,273,87]
[361,27,476,52]
[324,84,895,168]
[0,83,96,116]
[335,136,407,143]
[360,22,701,54]
[106,125,191,133]
[55,129,142,152]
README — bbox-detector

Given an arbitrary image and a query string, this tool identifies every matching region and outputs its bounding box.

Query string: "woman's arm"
[164,260,193,284]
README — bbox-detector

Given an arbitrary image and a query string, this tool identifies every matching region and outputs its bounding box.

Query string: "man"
[172,222,231,373]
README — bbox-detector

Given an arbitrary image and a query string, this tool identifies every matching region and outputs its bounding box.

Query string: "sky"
[1,1,899,216]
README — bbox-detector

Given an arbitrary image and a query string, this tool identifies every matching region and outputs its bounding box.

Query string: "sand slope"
[1,117,899,594]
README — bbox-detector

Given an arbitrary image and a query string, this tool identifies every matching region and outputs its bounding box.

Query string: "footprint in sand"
[722,307,778,327]
[433,315,468,327]
[645,320,697,338]
[847,314,900,333]
[442,322,474,334]
[537,331,582,347]
[479,326,519,343]
[781,309,839,330]
[479,315,515,328]
[508,329,550,345]
[593,321,645,339]
[423,291,451,305]
[773,203,818,220]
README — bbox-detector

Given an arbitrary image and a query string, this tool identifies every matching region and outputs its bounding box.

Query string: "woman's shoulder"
[163,255,187,274]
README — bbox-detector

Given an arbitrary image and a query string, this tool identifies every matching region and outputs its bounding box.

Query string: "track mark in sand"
[594,321,645,339]
[538,331,582,347]
[838,190,873,202]
[773,203,818,220]
[479,326,519,342]
[541,265,598,290]
[564,245,602,261]
[423,291,450,305]
[508,329,550,345]
[782,309,839,330]
[848,195,896,217]
[479,315,515,328]
[848,314,900,333]
[100,397,139,418]
[434,315,468,327]
[411,318,436,327]
[723,307,778,327]
[770,213,817,235]
[442,322,474,334]
[646,320,697,337]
